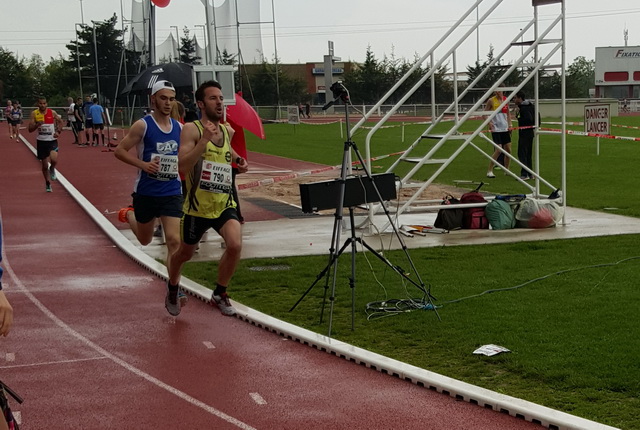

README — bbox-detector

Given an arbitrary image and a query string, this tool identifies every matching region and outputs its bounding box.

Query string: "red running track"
[0,130,542,429]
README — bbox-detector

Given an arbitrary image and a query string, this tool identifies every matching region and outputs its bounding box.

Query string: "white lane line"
[0,218,256,430]
[5,352,15,362]
[0,356,107,369]
[203,341,216,349]
[249,393,267,405]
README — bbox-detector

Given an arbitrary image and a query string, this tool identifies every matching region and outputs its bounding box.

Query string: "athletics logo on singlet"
[149,140,179,181]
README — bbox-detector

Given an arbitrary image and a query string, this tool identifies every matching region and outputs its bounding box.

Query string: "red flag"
[151,0,171,7]
[226,117,247,165]
[226,93,265,140]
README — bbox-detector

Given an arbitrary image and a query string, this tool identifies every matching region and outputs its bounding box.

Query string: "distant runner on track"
[28,96,64,193]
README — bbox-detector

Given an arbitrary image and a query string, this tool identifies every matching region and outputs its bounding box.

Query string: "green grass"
[186,117,640,428]
[246,117,640,217]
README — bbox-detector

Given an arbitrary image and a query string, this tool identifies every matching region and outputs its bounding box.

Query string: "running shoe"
[165,287,181,316]
[153,225,163,238]
[49,168,57,181]
[178,289,188,307]
[118,205,134,223]
[45,184,52,193]
[212,292,236,316]
[486,171,495,178]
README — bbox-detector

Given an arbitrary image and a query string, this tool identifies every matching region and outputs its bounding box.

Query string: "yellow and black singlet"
[183,120,237,219]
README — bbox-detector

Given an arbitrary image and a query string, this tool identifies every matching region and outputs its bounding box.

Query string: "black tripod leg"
[349,208,357,330]
[289,235,352,312]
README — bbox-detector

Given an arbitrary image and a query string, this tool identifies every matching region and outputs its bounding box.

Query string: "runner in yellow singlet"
[168,80,248,316]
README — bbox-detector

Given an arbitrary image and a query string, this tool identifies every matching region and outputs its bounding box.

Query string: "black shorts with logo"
[36,140,59,160]
[131,193,183,224]
[181,208,239,245]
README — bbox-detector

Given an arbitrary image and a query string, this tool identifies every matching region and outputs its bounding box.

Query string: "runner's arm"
[53,111,64,137]
[0,223,13,337]
[178,122,208,176]
[230,147,248,173]
[27,111,40,133]
[114,120,159,174]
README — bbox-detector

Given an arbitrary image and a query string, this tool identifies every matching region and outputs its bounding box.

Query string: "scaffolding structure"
[348,0,567,228]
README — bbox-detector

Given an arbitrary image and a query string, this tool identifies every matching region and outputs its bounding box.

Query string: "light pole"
[91,20,101,102]
[79,0,85,24]
[170,25,180,62]
[195,24,208,64]
[75,23,84,97]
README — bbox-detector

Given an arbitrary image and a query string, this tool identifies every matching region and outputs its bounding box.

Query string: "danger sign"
[584,104,610,134]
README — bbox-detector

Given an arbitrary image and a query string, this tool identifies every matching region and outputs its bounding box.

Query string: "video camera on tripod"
[322,81,349,110]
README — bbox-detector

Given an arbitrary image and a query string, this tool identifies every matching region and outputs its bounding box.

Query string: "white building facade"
[595,46,640,99]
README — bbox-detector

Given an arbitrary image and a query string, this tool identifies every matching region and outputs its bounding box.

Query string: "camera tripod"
[289,82,439,336]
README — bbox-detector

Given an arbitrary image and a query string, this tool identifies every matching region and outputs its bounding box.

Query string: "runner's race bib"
[39,123,54,137]
[148,153,178,181]
[199,161,232,193]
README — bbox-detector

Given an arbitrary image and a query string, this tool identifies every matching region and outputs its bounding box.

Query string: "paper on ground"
[473,344,511,356]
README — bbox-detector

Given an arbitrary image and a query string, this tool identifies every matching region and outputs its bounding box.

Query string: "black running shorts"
[36,140,59,160]
[131,193,183,224]
[491,131,511,146]
[181,208,239,245]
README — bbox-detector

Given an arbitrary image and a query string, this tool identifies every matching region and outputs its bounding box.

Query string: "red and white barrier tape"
[540,127,640,142]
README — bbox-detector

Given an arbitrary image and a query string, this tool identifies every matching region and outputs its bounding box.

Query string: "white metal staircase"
[348,0,567,225]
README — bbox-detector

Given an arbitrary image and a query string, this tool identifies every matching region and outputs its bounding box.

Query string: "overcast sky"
[1,0,639,68]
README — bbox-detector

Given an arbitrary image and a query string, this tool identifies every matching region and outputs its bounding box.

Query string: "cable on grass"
[439,256,640,306]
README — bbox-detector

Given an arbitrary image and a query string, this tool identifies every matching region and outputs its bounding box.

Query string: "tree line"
[0,15,595,109]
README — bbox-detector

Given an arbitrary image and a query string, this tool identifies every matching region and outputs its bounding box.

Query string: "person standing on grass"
[485,89,512,178]
[167,80,248,317]
[28,96,64,193]
[114,80,186,316]
[514,91,537,180]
